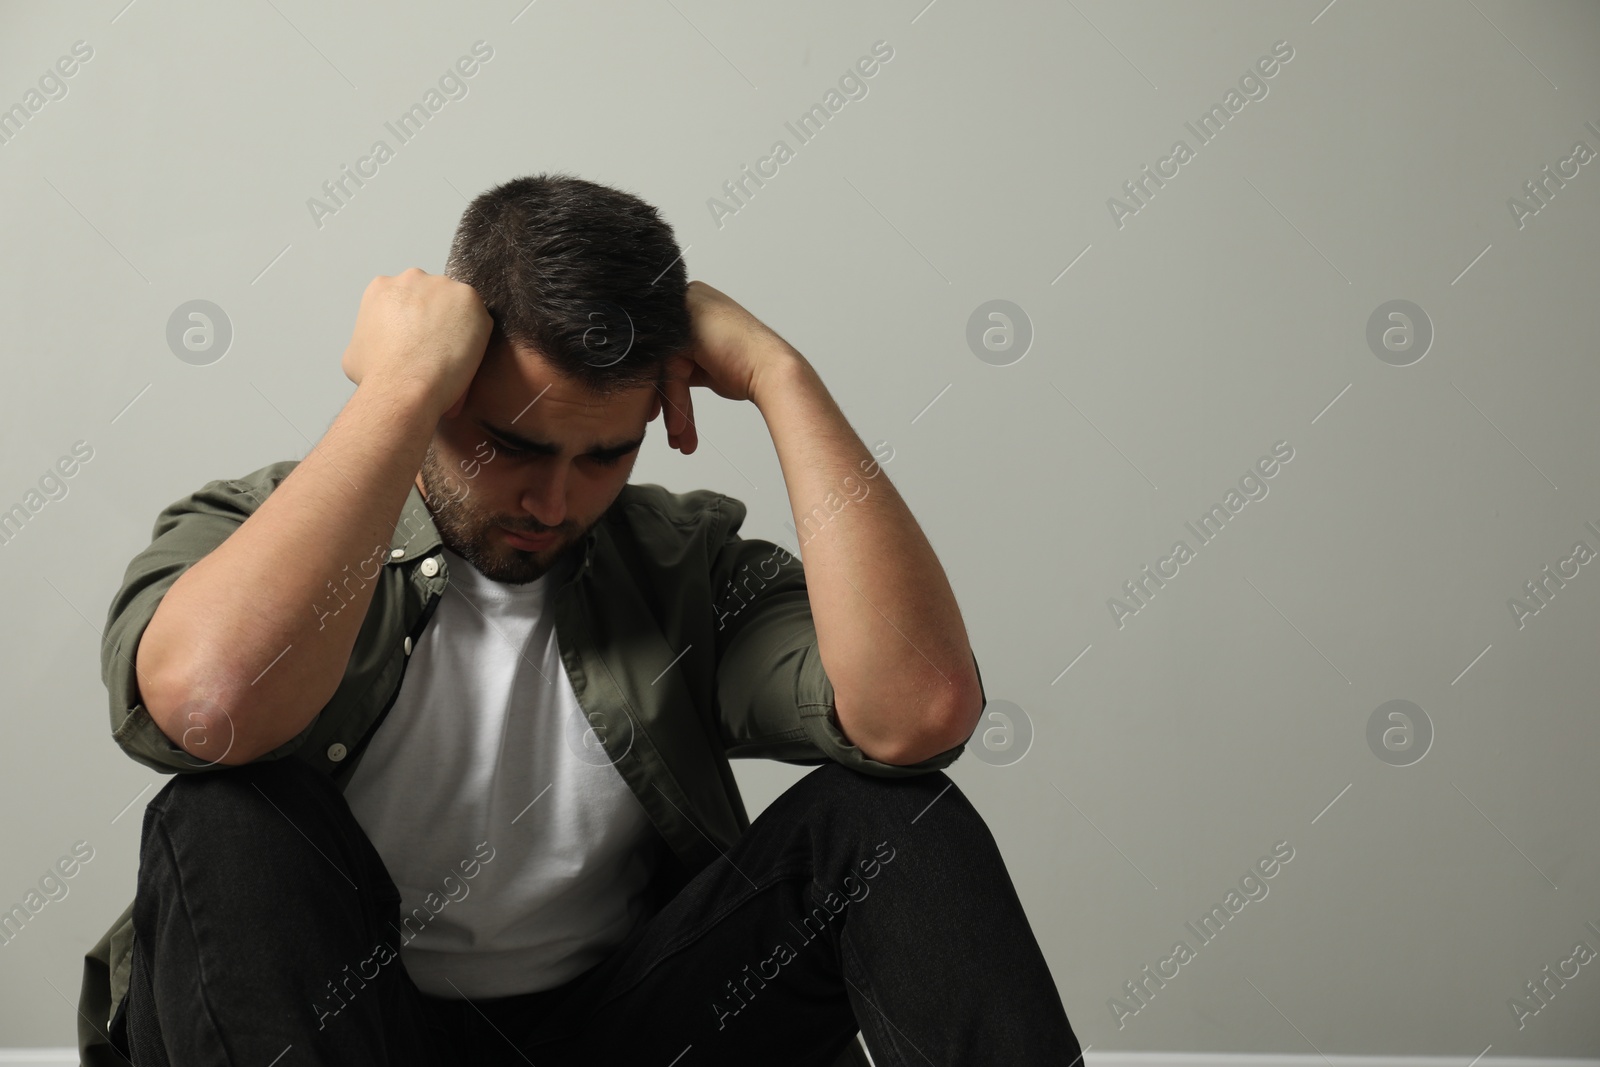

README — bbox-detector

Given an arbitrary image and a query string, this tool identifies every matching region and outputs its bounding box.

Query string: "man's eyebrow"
[477,419,644,459]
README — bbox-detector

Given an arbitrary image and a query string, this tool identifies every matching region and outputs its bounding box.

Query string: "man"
[78,173,1082,1065]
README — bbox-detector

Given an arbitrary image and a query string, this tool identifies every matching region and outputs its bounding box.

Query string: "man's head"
[420,173,691,585]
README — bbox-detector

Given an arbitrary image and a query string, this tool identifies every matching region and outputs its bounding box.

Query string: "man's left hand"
[653,280,801,455]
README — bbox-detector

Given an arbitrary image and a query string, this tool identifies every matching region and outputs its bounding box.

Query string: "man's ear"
[646,392,662,423]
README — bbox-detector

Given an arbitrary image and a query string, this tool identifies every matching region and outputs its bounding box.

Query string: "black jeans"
[115,755,1082,1065]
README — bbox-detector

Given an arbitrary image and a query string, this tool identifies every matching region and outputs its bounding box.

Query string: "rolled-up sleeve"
[708,494,974,778]
[103,478,263,775]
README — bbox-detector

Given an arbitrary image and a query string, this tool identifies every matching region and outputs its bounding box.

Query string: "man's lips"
[501,526,559,549]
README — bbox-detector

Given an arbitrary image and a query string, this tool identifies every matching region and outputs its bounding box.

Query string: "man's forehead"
[487,340,655,408]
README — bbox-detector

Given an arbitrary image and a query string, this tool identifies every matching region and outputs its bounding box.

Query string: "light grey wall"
[2,0,1597,1054]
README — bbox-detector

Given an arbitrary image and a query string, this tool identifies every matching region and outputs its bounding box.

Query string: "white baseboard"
[6,1050,1596,1067]
[1084,1058,1599,1067]
[861,1043,1599,1067]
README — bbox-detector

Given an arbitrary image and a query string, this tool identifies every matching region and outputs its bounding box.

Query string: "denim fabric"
[117,756,1082,1065]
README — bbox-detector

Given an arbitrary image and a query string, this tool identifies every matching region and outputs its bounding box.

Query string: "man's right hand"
[341,267,495,421]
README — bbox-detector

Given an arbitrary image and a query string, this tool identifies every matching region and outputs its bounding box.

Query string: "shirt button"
[420,557,440,577]
[390,548,404,560]
[327,743,348,762]
[404,636,413,656]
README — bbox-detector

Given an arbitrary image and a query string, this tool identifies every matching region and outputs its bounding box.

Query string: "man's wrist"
[359,374,447,428]
[750,343,813,412]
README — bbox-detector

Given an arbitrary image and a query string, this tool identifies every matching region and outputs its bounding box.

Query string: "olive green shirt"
[78,459,980,1065]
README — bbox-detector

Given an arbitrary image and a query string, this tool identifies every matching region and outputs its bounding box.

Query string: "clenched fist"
[341,267,494,422]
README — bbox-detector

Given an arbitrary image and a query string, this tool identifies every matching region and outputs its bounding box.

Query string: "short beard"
[416,442,582,585]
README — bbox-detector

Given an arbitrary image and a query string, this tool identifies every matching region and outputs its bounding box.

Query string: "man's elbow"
[862,693,983,767]
[829,659,986,765]
[145,672,258,767]
[919,690,985,764]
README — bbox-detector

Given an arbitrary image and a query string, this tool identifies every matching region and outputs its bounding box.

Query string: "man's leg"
[121,758,462,1067]
[492,761,1082,1066]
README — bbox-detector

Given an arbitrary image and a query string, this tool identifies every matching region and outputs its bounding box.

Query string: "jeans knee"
[152,753,315,818]
[141,757,357,878]
[782,765,1016,899]
[809,760,952,799]
[792,762,976,833]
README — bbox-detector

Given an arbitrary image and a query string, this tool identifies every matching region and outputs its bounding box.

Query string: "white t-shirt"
[343,544,664,998]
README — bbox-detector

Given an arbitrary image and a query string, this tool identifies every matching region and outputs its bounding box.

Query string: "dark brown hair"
[444,172,690,396]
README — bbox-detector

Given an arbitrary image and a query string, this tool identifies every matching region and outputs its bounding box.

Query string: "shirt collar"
[384,482,442,564]
[384,481,598,579]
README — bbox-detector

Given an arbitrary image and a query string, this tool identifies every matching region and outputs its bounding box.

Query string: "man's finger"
[679,383,696,454]
[658,377,683,447]
[661,375,689,453]
[656,354,699,453]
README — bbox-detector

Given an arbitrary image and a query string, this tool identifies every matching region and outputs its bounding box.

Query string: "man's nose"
[519,466,568,529]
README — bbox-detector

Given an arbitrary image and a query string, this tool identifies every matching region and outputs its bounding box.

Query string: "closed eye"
[493,437,628,467]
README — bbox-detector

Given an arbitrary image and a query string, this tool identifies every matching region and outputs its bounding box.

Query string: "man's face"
[417,335,662,585]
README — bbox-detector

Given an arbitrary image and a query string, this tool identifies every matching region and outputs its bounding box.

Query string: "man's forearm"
[751,350,982,765]
[138,379,441,765]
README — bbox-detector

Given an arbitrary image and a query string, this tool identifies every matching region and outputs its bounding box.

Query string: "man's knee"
[791,762,978,831]
[807,760,952,799]
[141,757,355,876]
[135,756,395,950]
